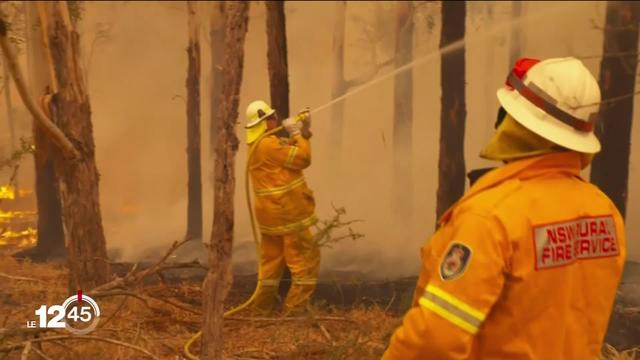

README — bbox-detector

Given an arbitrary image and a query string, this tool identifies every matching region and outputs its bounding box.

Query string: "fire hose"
[183,112,309,360]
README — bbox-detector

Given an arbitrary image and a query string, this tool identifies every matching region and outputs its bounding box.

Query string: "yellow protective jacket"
[249,134,317,236]
[383,152,626,360]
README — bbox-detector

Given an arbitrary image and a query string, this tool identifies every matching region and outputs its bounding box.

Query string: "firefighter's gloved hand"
[282,117,303,136]
[296,108,311,122]
[302,122,312,139]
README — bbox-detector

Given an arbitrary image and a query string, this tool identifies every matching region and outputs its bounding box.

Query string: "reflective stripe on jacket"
[383,151,626,360]
[250,134,317,235]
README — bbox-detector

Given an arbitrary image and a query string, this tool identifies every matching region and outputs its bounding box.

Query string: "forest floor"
[0,245,638,360]
[0,249,397,360]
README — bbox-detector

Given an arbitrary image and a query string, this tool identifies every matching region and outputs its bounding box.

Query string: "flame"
[0,228,37,247]
[0,185,38,249]
[0,210,37,221]
[0,186,16,200]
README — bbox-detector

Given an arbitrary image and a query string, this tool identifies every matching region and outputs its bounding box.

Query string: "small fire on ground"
[0,185,37,249]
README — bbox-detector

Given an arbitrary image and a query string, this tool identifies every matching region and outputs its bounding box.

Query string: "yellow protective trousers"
[251,228,320,315]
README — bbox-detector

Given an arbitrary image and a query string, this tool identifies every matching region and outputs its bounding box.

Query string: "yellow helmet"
[245,100,275,144]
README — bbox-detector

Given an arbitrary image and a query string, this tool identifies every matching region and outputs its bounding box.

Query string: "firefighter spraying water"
[243,101,319,316]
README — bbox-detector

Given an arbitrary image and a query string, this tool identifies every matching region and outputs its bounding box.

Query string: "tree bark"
[209,1,225,163]
[266,1,289,119]
[21,1,65,261]
[265,0,294,297]
[201,2,249,358]
[436,1,467,223]
[590,1,639,219]
[186,1,203,241]
[0,17,79,160]
[3,60,16,154]
[393,1,414,220]
[37,1,109,291]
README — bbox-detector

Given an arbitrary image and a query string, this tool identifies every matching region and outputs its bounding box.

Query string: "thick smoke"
[3,1,635,279]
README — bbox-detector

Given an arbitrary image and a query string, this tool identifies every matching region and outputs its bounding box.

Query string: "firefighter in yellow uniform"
[245,100,319,315]
[383,58,626,359]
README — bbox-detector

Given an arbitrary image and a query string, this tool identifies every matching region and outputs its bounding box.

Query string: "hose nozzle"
[295,107,311,123]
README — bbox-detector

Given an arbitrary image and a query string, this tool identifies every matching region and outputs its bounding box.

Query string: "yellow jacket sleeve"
[261,134,311,170]
[382,211,508,360]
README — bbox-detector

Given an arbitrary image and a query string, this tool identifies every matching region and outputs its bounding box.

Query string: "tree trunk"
[329,1,346,160]
[266,1,289,120]
[186,1,203,241]
[393,1,414,220]
[17,1,66,262]
[590,1,639,219]
[37,1,109,292]
[3,60,16,154]
[265,0,294,298]
[436,1,467,222]
[209,1,225,163]
[201,2,249,358]
[509,1,522,66]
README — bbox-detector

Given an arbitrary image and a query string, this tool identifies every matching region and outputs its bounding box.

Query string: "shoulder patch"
[439,242,472,281]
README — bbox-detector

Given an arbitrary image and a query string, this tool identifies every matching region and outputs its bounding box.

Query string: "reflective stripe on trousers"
[254,176,306,197]
[292,278,317,286]
[259,214,319,236]
[419,284,487,334]
[259,279,280,286]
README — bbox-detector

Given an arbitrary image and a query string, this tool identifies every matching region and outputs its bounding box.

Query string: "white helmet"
[245,100,276,144]
[497,57,601,153]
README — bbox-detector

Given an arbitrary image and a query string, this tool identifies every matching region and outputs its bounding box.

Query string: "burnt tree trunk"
[201,2,249,358]
[590,1,640,218]
[266,1,290,120]
[393,1,414,220]
[265,0,293,296]
[18,0,65,261]
[38,2,109,291]
[186,1,203,241]
[509,1,522,67]
[329,1,347,160]
[3,60,16,154]
[436,1,467,222]
[209,1,225,164]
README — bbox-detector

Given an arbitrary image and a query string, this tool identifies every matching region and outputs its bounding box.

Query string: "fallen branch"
[317,323,334,344]
[0,335,159,360]
[0,18,79,160]
[0,272,43,282]
[97,296,128,330]
[48,341,80,360]
[384,289,397,314]
[151,296,201,315]
[31,347,53,360]
[91,290,151,306]
[90,238,191,293]
[19,341,31,360]
[0,327,55,340]
[232,348,276,360]
[91,289,201,315]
